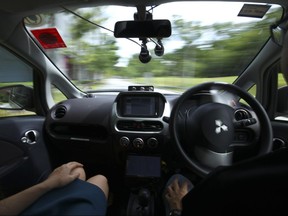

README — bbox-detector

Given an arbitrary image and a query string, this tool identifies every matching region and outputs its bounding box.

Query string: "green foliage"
[63,9,119,80]
[279,73,287,88]
[74,39,118,73]
[123,8,282,79]
[70,8,106,40]
[58,6,282,82]
[125,54,167,77]
[134,76,237,92]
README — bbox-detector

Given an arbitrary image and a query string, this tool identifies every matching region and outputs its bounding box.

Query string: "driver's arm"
[0,162,82,215]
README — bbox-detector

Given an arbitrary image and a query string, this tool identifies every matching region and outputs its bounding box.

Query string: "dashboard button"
[133,138,144,149]
[147,137,158,148]
[119,136,130,147]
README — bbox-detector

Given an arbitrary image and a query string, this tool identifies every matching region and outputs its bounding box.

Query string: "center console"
[111,87,171,215]
[112,90,170,170]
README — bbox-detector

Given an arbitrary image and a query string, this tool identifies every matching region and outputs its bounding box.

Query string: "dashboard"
[44,89,175,178]
[44,86,257,178]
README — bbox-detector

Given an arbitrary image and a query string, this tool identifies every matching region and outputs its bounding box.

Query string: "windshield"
[24,1,283,93]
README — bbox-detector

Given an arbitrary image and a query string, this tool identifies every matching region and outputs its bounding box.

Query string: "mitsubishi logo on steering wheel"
[215,120,228,134]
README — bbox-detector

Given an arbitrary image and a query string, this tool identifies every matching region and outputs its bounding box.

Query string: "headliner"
[0,0,287,15]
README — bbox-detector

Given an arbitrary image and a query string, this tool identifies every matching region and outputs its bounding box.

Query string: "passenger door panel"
[0,116,52,196]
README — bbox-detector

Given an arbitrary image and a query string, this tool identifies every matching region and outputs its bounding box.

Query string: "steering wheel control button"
[147,137,158,148]
[133,138,144,149]
[234,109,251,120]
[119,136,130,148]
[235,132,249,142]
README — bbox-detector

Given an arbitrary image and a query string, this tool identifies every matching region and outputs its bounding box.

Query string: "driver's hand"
[165,177,190,210]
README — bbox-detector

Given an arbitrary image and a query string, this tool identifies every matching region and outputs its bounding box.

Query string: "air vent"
[234,109,251,121]
[54,106,67,119]
[117,120,163,131]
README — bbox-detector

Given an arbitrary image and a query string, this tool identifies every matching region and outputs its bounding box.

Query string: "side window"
[51,85,67,104]
[248,85,256,97]
[0,46,35,117]
[239,84,256,106]
[275,72,288,120]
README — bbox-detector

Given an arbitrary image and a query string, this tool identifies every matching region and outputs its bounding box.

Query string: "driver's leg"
[181,148,288,215]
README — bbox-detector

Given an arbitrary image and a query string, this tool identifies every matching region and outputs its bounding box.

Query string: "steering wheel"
[170,82,273,177]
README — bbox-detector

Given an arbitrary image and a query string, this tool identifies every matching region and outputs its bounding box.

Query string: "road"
[100,77,133,90]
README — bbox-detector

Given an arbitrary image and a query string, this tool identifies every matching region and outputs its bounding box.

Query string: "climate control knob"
[119,136,130,148]
[133,138,144,149]
[147,137,158,148]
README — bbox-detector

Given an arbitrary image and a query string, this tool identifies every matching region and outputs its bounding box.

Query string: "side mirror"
[114,19,172,38]
[0,85,34,110]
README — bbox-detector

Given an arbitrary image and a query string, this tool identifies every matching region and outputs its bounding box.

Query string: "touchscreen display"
[126,155,161,178]
[122,96,157,117]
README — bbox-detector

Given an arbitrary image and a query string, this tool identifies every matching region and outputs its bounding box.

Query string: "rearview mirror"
[0,85,34,110]
[114,19,172,38]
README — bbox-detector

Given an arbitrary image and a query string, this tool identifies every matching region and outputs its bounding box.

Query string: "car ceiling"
[0,0,287,15]
[0,0,287,38]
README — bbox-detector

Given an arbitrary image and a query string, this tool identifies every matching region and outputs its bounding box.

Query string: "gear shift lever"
[127,188,154,216]
[138,188,151,207]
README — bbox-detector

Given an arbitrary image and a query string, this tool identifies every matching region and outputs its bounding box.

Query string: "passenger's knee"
[87,174,109,199]
[87,174,108,186]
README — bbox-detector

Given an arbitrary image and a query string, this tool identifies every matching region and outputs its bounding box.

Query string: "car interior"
[1,0,288,215]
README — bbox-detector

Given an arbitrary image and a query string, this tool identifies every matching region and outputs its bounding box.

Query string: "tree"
[65,8,119,81]
[157,8,281,78]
